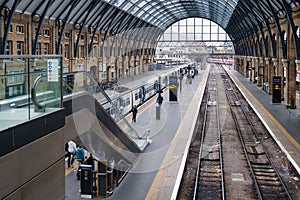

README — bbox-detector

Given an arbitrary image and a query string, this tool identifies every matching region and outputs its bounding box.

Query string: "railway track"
[193,70,225,200]
[220,66,292,200]
[178,64,297,200]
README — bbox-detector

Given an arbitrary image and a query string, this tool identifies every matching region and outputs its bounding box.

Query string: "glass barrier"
[63,71,140,140]
[0,55,62,131]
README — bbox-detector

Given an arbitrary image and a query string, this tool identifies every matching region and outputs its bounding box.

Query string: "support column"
[278,58,285,100]
[271,58,279,94]
[254,57,259,84]
[145,54,150,65]
[102,57,107,81]
[133,56,138,75]
[130,56,135,76]
[139,56,143,73]
[240,57,244,75]
[246,57,251,78]
[296,60,300,117]
[123,56,129,77]
[114,57,119,81]
[150,54,154,64]
[247,57,252,81]
[106,56,112,81]
[282,59,289,105]
[272,58,279,76]
[250,57,255,83]
[235,57,241,73]
[243,56,247,77]
[286,59,296,109]
[121,56,126,78]
[263,58,268,84]
[257,57,264,87]
[265,57,272,94]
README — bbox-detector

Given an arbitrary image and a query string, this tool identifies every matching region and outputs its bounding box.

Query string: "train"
[101,67,182,119]
[62,66,183,121]
[206,57,234,65]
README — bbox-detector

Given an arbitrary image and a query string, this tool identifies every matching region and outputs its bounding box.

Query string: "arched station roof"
[1,0,299,45]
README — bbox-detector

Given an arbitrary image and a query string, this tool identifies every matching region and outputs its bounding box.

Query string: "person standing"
[67,140,76,168]
[75,145,85,164]
[132,105,138,122]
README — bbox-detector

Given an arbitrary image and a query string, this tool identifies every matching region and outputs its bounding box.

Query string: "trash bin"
[80,164,93,198]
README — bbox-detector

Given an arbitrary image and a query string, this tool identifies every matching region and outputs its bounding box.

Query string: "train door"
[113,99,121,120]
[139,86,145,103]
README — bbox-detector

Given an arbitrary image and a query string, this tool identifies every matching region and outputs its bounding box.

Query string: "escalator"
[0,71,148,199]
[31,71,149,165]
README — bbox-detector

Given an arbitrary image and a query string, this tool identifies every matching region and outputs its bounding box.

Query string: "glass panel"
[194,25,202,33]
[219,34,227,40]
[63,71,143,146]
[0,55,62,131]
[211,34,218,41]
[211,27,219,34]
[203,34,210,40]
[186,34,195,40]
[195,33,202,40]
[172,32,179,40]
[195,18,202,25]
[203,26,211,33]
[164,33,172,40]
[158,17,234,52]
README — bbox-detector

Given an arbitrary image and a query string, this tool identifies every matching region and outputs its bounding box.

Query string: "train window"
[110,107,115,115]
[120,98,126,107]
[135,93,139,100]
[125,98,130,106]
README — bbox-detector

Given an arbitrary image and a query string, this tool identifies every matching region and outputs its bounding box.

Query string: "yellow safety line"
[65,160,81,176]
[232,73,300,151]
[146,74,207,200]
[65,167,74,176]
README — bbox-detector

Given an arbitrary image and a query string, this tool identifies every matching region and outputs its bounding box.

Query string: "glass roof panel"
[2,0,291,43]
[112,0,239,29]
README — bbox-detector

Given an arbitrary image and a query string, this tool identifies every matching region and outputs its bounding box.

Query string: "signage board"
[47,59,59,82]
[272,76,281,104]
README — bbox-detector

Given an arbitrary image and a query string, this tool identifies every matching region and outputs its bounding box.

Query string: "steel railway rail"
[193,69,225,200]
[220,65,292,200]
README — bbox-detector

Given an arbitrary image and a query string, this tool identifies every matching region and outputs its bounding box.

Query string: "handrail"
[63,71,139,138]
[32,75,74,110]
[31,75,46,110]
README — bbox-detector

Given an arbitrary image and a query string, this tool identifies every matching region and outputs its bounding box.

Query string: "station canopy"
[1,0,297,41]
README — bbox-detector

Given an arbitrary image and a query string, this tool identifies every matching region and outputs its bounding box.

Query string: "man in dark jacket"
[132,105,138,122]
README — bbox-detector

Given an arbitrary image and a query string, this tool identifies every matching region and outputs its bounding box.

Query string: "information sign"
[47,59,59,82]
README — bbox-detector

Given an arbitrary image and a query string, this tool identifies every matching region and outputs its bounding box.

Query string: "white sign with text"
[47,59,59,82]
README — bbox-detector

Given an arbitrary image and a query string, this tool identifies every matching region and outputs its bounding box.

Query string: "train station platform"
[66,64,300,200]
[65,65,210,200]
[225,66,300,174]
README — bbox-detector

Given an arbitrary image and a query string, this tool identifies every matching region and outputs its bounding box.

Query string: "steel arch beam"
[0,0,21,55]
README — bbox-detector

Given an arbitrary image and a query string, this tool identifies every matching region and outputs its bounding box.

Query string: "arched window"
[158,18,233,54]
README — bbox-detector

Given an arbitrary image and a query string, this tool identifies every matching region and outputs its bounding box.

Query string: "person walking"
[132,105,138,122]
